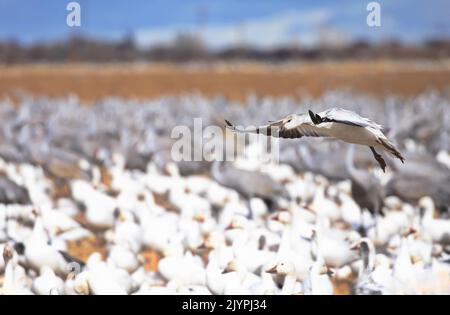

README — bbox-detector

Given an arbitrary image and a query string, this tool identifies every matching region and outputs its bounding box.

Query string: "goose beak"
[193,213,206,223]
[350,242,360,251]
[303,204,316,213]
[321,267,334,277]
[266,265,277,274]
[411,254,422,264]
[319,266,328,275]
[269,213,280,221]
[406,227,417,236]
[225,222,235,230]
[196,242,208,251]
[3,245,13,262]
[387,245,397,253]
[222,261,238,273]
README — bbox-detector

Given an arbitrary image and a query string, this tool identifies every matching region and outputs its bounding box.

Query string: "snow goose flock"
[0,91,449,295]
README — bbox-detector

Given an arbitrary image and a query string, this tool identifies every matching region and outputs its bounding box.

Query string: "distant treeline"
[1,33,450,63]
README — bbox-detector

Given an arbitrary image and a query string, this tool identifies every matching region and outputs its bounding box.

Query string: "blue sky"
[0,0,448,48]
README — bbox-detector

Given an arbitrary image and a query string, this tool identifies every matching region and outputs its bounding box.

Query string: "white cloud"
[135,9,333,49]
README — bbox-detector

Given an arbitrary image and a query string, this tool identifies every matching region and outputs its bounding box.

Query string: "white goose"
[32,266,65,295]
[352,238,393,295]
[266,261,302,295]
[419,197,450,244]
[1,244,32,295]
[225,107,405,172]
[22,214,69,276]
[157,251,206,286]
[70,180,117,231]
[312,217,360,269]
[84,253,130,295]
[221,260,262,294]
[303,257,334,295]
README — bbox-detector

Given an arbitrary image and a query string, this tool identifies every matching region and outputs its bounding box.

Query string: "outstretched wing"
[318,108,383,130]
[225,113,330,139]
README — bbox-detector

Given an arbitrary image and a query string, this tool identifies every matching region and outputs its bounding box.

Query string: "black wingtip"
[224,119,232,127]
[308,110,320,125]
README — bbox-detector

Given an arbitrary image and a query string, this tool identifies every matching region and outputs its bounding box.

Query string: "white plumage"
[226,107,405,172]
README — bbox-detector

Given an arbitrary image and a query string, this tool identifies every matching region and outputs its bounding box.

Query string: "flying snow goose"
[225,107,405,172]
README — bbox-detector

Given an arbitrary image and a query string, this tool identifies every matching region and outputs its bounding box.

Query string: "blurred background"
[0,0,449,101]
[0,0,449,295]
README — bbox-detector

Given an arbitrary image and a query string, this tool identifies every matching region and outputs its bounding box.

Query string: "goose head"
[269,211,292,225]
[3,244,14,264]
[225,215,248,230]
[266,261,296,276]
[165,162,180,177]
[222,260,240,274]
[198,232,226,251]
[282,115,298,129]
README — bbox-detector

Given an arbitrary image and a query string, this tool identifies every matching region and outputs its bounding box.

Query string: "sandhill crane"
[298,145,349,181]
[211,161,289,208]
[346,145,384,233]
[386,174,450,213]
[0,177,31,205]
[225,107,405,172]
[0,140,27,164]
[389,150,450,183]
[13,121,92,181]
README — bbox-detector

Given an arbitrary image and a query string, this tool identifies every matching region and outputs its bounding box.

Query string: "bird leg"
[370,146,386,172]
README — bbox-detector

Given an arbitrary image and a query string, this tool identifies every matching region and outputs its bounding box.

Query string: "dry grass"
[66,234,108,263]
[1,60,450,103]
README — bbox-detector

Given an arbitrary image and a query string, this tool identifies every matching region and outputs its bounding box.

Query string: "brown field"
[1,60,450,103]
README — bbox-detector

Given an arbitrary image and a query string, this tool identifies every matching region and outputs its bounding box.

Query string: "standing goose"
[225,107,405,172]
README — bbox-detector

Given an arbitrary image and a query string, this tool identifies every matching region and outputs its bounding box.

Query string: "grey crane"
[0,177,31,205]
[298,144,349,181]
[346,145,385,234]
[385,174,450,213]
[211,160,289,209]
